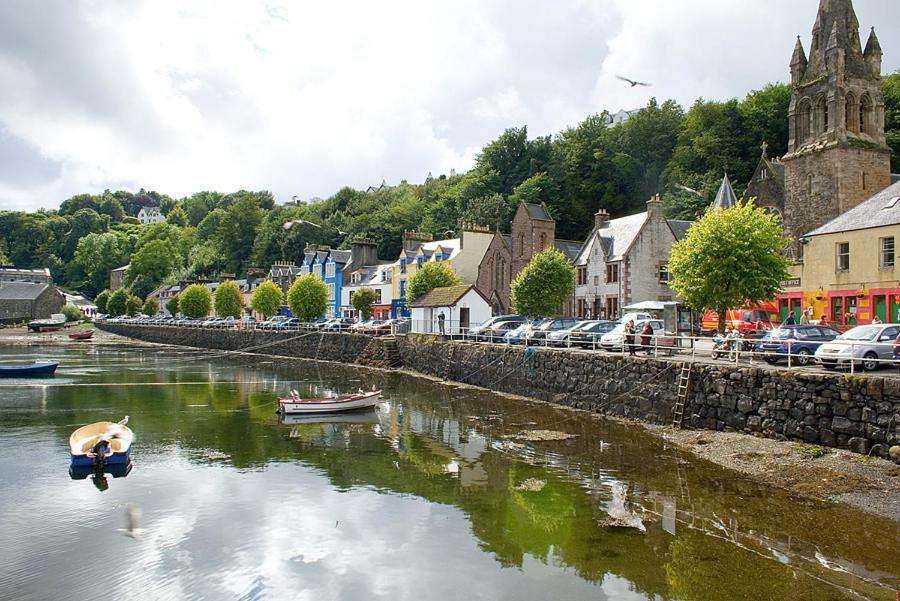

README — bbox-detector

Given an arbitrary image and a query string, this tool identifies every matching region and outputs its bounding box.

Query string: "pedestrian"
[640,321,653,355]
[783,312,796,326]
[872,315,883,324]
[437,311,446,335]
[624,320,636,356]
[819,314,829,326]
[799,311,809,324]
[844,312,856,326]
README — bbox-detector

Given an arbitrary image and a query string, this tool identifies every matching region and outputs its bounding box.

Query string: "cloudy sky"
[0,0,897,211]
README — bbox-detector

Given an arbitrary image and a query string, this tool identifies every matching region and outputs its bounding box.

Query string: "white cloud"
[0,0,897,210]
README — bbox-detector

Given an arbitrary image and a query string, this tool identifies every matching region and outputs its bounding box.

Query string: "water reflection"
[0,345,897,600]
[69,461,133,491]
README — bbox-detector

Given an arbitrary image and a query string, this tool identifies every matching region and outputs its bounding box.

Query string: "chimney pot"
[594,208,610,230]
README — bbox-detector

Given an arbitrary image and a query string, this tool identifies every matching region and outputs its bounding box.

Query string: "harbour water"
[0,343,897,600]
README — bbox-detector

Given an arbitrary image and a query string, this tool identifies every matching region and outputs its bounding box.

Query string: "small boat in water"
[279,409,382,425]
[69,417,133,467]
[276,389,382,415]
[0,361,59,377]
[27,313,66,332]
[68,329,95,340]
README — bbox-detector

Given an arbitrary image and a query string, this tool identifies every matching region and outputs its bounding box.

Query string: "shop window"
[880,237,895,268]
[836,242,850,271]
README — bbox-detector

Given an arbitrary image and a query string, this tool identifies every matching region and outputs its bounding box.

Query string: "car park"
[479,319,524,343]
[524,317,579,345]
[568,320,617,348]
[503,320,542,345]
[814,324,900,371]
[755,324,842,365]
[546,320,595,347]
[600,319,665,351]
[468,315,524,341]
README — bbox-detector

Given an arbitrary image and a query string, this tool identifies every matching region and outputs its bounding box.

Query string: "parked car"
[479,319,525,343]
[260,315,290,330]
[201,317,223,328]
[468,315,524,341]
[569,320,617,348]
[546,320,595,347]
[814,324,900,371]
[893,333,900,367]
[756,324,842,365]
[321,317,355,332]
[617,312,652,325]
[368,319,403,336]
[524,317,579,345]
[503,320,543,345]
[349,319,378,332]
[600,319,665,351]
[273,317,301,330]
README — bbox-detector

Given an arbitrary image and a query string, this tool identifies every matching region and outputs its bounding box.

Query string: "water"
[0,343,897,601]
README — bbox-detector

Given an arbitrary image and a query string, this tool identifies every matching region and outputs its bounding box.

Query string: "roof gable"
[409,284,487,308]
[806,180,900,236]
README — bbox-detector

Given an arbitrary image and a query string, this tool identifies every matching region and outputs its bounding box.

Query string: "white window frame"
[325,262,336,278]
[879,236,895,268]
[836,242,850,272]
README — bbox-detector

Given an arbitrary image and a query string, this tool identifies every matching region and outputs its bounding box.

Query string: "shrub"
[166,295,180,316]
[180,284,212,319]
[143,297,159,316]
[510,248,575,319]
[107,288,128,317]
[214,280,243,318]
[94,290,110,314]
[250,280,283,319]
[125,295,143,316]
[62,305,84,322]
[287,274,329,322]
[406,262,461,304]
[350,287,378,320]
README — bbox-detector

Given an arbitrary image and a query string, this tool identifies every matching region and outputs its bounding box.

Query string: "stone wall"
[396,334,900,458]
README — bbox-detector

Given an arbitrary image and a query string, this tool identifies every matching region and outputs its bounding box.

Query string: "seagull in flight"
[616,75,651,88]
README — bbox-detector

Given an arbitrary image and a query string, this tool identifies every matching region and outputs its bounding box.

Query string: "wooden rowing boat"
[276,390,382,415]
[68,329,95,340]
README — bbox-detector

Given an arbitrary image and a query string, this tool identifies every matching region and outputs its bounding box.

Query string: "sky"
[0,0,897,212]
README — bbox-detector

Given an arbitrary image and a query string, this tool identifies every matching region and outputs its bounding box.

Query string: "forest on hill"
[2,74,899,300]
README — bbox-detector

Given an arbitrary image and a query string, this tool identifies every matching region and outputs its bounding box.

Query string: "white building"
[409,284,492,335]
[137,206,165,224]
[341,263,393,320]
[573,196,691,320]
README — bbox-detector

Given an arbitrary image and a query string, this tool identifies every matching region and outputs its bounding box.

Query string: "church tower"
[782,0,891,253]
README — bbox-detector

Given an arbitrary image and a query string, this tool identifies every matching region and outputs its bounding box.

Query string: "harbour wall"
[99,324,900,458]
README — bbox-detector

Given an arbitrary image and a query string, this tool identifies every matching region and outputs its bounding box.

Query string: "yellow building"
[780,181,900,325]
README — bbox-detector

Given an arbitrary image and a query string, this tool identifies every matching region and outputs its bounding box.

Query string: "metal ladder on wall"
[672,362,692,428]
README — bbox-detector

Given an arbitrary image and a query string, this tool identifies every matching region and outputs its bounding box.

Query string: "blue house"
[301,245,351,318]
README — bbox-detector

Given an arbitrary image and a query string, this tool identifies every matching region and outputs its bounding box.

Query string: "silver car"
[814,324,900,371]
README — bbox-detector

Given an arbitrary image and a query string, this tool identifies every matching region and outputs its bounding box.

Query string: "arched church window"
[859,94,873,135]
[845,92,857,132]
[518,233,525,257]
[815,95,828,134]
[797,99,812,143]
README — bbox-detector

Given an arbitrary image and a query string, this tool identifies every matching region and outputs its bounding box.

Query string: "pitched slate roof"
[330,250,352,264]
[524,203,552,221]
[711,174,738,209]
[806,180,900,236]
[0,282,50,301]
[410,284,481,308]
[667,220,692,241]
[553,239,583,262]
[585,212,647,263]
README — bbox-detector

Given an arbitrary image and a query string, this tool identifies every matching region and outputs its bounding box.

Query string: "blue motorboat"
[69,417,133,468]
[0,361,59,377]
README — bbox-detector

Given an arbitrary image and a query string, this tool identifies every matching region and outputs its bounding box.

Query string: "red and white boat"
[276,389,382,415]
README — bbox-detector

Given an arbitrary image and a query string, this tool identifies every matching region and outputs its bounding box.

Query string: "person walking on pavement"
[640,321,653,355]
[624,320,636,356]
[783,312,796,326]
[437,311,446,335]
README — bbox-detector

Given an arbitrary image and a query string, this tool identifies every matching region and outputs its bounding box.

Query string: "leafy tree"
[214,280,244,318]
[61,305,84,322]
[667,201,791,332]
[166,205,188,226]
[143,297,160,316]
[94,290,110,314]
[458,193,514,232]
[97,194,126,222]
[179,284,212,318]
[287,274,329,321]
[250,280,284,319]
[217,194,264,273]
[107,288,128,317]
[166,295,180,316]
[350,287,378,320]
[125,239,178,299]
[510,248,576,318]
[406,262,461,304]
[883,71,900,173]
[74,232,130,297]
[739,83,791,159]
[125,294,143,316]
[183,191,225,226]
[61,208,109,261]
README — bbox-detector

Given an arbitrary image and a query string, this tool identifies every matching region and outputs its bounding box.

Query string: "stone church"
[749,0,893,256]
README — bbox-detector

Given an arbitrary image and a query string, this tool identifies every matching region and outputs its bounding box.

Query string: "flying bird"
[616,75,651,88]
[675,184,704,198]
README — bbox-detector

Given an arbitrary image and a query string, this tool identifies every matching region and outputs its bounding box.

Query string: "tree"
[166,205,188,226]
[250,280,283,319]
[179,284,212,319]
[94,290,110,314]
[510,248,576,318]
[287,274,329,322]
[125,294,143,316]
[214,279,243,318]
[107,288,128,317]
[351,287,378,320]
[667,201,791,332]
[61,305,84,322]
[125,239,177,299]
[143,298,159,316]
[74,232,130,297]
[883,71,900,173]
[406,262,461,304]
[166,295,180,316]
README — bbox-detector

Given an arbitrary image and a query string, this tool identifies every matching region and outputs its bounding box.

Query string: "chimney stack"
[594,208,610,230]
[351,238,379,268]
[646,194,663,220]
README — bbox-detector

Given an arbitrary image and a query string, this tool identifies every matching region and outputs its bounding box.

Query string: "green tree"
[166,205,188,226]
[179,284,212,319]
[883,71,900,173]
[125,294,143,316]
[74,231,130,297]
[94,290,110,314]
[214,279,244,318]
[217,194,264,274]
[166,295,180,316]
[287,274,329,321]
[350,287,378,320]
[250,280,284,319]
[97,194,126,222]
[125,239,177,299]
[510,248,576,318]
[143,297,159,316]
[107,288,128,317]
[667,201,791,332]
[61,305,84,322]
[406,262,461,304]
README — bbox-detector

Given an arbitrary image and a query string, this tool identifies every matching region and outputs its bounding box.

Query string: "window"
[606,264,619,283]
[860,94,872,135]
[658,264,670,284]
[593,275,599,286]
[314,264,322,278]
[375,289,382,304]
[836,242,850,271]
[577,266,587,286]
[880,237,895,268]
[845,93,857,132]
[518,233,525,257]
[807,174,813,194]
[325,262,335,278]
[605,296,619,319]
[862,172,867,191]
[400,258,407,274]
[399,280,406,299]
[539,232,547,251]
[301,265,309,275]
[327,283,335,300]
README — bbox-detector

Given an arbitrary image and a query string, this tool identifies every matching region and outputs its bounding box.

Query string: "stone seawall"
[396,334,900,459]
[99,323,388,366]
[99,325,900,458]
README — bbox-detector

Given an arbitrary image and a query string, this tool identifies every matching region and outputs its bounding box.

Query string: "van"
[701,305,775,335]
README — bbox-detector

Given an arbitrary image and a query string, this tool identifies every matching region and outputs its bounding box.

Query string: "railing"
[97,318,900,373]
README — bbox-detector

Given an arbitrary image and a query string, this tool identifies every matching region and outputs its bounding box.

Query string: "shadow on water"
[0,344,897,600]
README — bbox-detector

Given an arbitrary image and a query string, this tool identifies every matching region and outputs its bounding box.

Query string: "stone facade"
[475,232,512,313]
[742,148,786,215]
[780,0,891,254]
[510,202,556,278]
[0,282,65,323]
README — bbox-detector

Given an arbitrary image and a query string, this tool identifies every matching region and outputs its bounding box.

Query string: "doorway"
[460,308,470,331]
[874,295,887,322]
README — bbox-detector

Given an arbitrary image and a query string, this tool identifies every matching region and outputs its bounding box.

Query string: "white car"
[814,323,900,371]
[600,319,664,351]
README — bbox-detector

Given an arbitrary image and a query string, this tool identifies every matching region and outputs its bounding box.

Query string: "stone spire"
[804,0,867,80]
[790,36,808,85]
[864,27,883,76]
[711,174,737,210]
